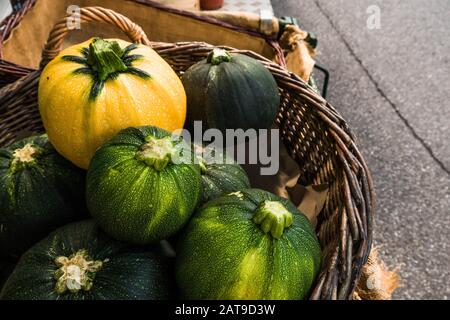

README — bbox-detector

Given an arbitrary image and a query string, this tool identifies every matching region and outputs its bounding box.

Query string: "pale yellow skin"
[39,38,186,169]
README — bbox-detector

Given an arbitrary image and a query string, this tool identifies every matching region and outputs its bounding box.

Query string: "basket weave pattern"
[0,6,375,300]
[0,0,37,86]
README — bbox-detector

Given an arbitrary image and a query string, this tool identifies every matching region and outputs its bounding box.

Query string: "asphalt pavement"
[272,0,450,299]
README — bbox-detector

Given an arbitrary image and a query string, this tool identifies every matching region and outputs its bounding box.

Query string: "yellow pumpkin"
[38,38,186,169]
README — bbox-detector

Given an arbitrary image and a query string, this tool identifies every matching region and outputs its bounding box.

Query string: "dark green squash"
[176,189,321,300]
[0,134,86,259]
[0,220,173,300]
[166,147,251,253]
[86,126,202,244]
[182,49,280,132]
[197,146,250,204]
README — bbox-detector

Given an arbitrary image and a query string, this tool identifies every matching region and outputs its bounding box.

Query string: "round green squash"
[176,189,321,300]
[0,134,86,259]
[86,126,202,244]
[182,49,280,132]
[197,147,250,204]
[0,220,173,300]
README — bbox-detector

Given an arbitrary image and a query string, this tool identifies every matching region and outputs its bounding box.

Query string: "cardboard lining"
[2,0,275,69]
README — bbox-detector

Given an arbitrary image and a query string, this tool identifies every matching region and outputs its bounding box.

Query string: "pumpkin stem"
[253,201,293,239]
[54,249,104,295]
[136,136,177,171]
[207,48,232,65]
[87,38,128,81]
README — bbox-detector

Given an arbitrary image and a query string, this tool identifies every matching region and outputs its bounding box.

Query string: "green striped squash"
[176,189,321,300]
[182,49,280,133]
[86,126,202,244]
[0,134,86,259]
[0,220,173,300]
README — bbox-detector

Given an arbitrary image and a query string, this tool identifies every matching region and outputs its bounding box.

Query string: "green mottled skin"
[86,126,202,244]
[0,220,173,300]
[199,151,250,204]
[176,189,321,300]
[201,163,250,203]
[182,53,280,132]
[0,135,87,260]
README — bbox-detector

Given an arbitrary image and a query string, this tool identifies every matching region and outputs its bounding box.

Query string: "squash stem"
[198,158,208,174]
[253,201,293,239]
[87,38,128,81]
[10,144,40,173]
[207,48,232,65]
[54,250,104,294]
[136,136,177,171]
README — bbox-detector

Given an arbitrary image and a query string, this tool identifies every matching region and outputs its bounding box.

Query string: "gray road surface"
[272,0,450,299]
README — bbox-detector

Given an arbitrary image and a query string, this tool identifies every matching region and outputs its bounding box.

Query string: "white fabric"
[219,0,274,14]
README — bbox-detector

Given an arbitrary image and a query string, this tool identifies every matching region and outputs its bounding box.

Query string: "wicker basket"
[0,0,36,86]
[0,6,375,300]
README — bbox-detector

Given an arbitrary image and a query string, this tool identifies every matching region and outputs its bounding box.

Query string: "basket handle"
[40,6,150,68]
